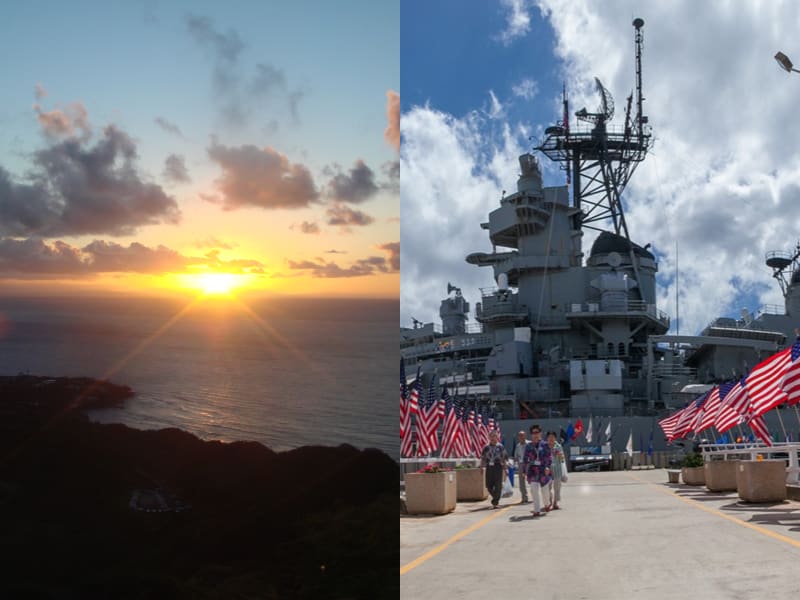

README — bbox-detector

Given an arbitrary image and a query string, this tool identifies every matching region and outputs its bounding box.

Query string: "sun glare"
[174,273,248,296]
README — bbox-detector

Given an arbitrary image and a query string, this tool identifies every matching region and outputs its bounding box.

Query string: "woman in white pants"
[546,431,567,510]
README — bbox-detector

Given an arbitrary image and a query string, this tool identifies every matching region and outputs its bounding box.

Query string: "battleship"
[400,19,800,450]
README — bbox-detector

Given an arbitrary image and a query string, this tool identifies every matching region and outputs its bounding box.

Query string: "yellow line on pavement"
[627,473,800,551]
[400,505,515,575]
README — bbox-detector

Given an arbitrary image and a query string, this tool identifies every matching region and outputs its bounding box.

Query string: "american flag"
[476,413,488,452]
[749,413,773,446]
[454,400,470,457]
[400,374,422,458]
[695,386,721,433]
[715,378,749,433]
[400,358,408,439]
[408,366,421,415]
[416,375,439,456]
[671,396,703,440]
[439,386,459,457]
[781,338,800,405]
[658,410,682,442]
[467,408,480,456]
[686,391,711,436]
[746,348,791,417]
[713,381,740,432]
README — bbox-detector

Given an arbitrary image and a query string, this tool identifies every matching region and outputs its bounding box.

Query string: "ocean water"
[0,295,397,457]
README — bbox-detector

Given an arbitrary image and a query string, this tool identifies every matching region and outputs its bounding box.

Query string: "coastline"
[0,374,399,598]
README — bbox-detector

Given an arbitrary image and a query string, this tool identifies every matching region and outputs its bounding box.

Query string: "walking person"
[513,430,529,503]
[480,429,509,509]
[522,424,552,517]
[546,430,567,510]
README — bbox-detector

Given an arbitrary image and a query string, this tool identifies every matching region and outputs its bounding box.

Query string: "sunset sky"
[0,1,399,299]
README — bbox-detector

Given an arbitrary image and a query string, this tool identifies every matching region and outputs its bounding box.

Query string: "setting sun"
[172,273,249,296]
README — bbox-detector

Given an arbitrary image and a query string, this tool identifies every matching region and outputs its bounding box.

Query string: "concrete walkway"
[401,469,800,599]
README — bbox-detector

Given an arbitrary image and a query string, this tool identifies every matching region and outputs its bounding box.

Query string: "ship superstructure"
[401,18,793,420]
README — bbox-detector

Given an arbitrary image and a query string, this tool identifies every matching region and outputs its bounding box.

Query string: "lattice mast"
[536,18,652,241]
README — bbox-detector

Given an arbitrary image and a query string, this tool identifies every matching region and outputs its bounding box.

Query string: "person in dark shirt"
[480,429,509,509]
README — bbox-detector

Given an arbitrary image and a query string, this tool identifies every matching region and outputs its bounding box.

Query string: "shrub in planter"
[681,453,705,485]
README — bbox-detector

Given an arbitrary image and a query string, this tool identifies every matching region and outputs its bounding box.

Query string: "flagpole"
[775,406,789,443]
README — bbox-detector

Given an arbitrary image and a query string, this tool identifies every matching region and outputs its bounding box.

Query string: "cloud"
[195,236,236,250]
[404,1,800,336]
[487,90,505,119]
[163,154,191,184]
[82,240,189,273]
[186,14,305,128]
[400,105,527,327]
[294,221,320,234]
[287,255,390,278]
[205,141,319,210]
[324,249,347,254]
[326,160,379,204]
[154,117,185,138]
[325,202,375,227]
[0,238,264,276]
[511,78,539,100]
[0,125,180,237]
[378,241,399,271]
[497,0,533,46]
[0,238,87,274]
[382,160,400,181]
[33,101,91,139]
[34,83,47,101]
[385,90,400,151]
[201,248,264,273]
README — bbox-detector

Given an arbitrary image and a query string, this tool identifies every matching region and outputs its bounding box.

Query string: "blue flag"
[647,429,654,456]
[566,422,575,442]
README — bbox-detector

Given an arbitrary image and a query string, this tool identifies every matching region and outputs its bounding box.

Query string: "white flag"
[585,417,593,443]
[626,430,634,457]
[605,421,612,441]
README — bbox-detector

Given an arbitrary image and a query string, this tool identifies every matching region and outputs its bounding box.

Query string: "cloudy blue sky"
[0,1,399,297]
[401,0,800,335]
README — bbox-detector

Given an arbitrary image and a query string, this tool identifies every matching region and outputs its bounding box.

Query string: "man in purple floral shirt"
[522,424,552,517]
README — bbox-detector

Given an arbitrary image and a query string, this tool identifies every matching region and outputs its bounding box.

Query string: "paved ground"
[401,469,800,599]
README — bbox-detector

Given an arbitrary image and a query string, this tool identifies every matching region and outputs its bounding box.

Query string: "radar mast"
[536,18,652,242]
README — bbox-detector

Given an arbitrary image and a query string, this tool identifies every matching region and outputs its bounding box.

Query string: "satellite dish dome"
[497,273,509,290]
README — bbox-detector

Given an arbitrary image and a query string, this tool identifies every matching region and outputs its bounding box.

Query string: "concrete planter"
[405,471,457,515]
[705,460,739,492]
[667,470,681,484]
[456,467,488,501]
[681,466,705,486]
[736,460,787,503]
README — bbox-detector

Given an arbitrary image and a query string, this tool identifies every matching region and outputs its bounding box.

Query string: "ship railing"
[765,250,793,262]
[700,442,800,484]
[464,323,484,334]
[567,301,670,325]
[651,364,696,377]
[477,301,529,320]
[759,304,784,316]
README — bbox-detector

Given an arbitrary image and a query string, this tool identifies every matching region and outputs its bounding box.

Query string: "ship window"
[619,342,626,356]
[607,342,614,356]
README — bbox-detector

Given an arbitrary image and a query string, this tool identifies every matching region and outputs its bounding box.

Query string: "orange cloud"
[385,90,400,152]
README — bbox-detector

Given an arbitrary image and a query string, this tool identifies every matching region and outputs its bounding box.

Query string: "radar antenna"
[575,78,615,124]
[766,242,800,298]
[535,18,652,243]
